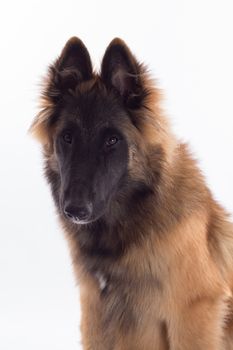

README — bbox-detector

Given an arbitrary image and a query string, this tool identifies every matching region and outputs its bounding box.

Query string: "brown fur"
[30,37,233,349]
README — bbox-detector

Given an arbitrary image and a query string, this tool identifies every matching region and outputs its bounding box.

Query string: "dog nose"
[64,204,91,221]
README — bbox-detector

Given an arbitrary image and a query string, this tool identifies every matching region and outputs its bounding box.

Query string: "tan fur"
[31,39,233,349]
[74,208,233,349]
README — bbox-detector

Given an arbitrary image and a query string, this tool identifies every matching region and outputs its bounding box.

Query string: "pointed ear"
[101,38,144,108]
[50,37,93,98]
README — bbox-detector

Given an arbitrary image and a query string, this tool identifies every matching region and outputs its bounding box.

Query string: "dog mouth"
[67,216,94,225]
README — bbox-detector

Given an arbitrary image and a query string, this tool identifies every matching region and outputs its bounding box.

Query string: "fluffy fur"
[30,37,233,349]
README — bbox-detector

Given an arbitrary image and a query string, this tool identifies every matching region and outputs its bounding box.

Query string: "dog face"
[53,88,130,224]
[31,37,167,227]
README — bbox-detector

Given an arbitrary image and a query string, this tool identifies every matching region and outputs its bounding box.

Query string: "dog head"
[30,37,174,225]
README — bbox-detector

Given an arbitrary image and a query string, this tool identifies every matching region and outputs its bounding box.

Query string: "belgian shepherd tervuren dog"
[30,37,233,349]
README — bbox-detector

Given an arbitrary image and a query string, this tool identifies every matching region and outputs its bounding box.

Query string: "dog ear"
[50,37,93,99]
[101,38,144,108]
[29,37,92,146]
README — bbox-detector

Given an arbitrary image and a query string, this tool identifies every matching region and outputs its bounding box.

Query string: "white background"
[0,1,233,349]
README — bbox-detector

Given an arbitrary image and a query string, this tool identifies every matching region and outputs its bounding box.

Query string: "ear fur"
[50,37,93,100]
[29,37,92,145]
[101,38,145,108]
[30,37,151,146]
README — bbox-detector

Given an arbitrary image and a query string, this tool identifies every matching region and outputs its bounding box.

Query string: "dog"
[30,37,233,349]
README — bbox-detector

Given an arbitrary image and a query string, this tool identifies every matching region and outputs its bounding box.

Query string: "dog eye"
[63,132,72,144]
[105,136,118,147]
